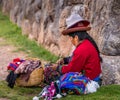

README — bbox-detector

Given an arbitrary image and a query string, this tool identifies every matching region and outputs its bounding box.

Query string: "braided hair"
[68,31,102,62]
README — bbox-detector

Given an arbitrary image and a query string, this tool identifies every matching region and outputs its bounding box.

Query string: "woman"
[42,14,102,97]
[56,13,102,83]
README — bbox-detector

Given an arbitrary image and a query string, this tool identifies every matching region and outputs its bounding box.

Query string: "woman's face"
[69,35,78,46]
[69,36,75,46]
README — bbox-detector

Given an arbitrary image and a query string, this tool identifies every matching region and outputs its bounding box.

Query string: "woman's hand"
[56,58,64,65]
[51,63,58,70]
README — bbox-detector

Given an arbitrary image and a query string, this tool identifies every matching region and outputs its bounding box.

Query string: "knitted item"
[7,58,24,71]
[44,64,61,84]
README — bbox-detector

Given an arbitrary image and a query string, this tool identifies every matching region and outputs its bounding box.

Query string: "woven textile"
[44,64,61,84]
[60,72,89,94]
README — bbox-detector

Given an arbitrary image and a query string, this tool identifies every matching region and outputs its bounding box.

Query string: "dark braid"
[69,31,102,62]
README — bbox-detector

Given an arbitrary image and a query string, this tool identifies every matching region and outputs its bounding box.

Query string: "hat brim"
[62,26,91,35]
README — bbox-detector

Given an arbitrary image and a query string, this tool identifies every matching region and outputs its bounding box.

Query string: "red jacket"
[61,39,101,80]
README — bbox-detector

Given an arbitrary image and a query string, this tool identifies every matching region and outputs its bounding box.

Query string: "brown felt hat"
[62,13,91,35]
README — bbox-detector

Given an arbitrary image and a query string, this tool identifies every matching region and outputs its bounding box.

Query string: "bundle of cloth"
[6,58,41,88]
[33,72,100,100]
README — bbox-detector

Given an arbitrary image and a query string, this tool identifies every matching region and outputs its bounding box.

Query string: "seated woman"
[40,14,102,99]
[55,13,102,85]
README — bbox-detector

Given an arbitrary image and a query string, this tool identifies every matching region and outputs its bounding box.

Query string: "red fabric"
[61,39,101,80]
[7,58,23,71]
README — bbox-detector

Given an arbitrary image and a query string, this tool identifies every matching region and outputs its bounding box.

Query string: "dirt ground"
[0,38,28,81]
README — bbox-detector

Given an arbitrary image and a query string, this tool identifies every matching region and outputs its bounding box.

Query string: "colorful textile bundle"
[6,58,24,88]
[60,72,90,94]
[33,72,100,100]
[33,81,63,100]
[7,58,24,71]
[15,59,41,81]
[6,58,43,88]
[44,64,61,84]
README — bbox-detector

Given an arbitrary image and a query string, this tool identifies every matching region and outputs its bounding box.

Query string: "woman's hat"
[62,14,91,35]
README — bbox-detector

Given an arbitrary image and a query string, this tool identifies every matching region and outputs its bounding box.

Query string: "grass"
[0,11,120,100]
[0,11,58,62]
[0,80,120,100]
[0,81,41,100]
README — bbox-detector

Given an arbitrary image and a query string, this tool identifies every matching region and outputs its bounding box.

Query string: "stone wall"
[1,0,120,85]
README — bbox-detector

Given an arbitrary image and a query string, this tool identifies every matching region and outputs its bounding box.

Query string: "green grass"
[0,11,58,62]
[0,81,120,100]
[0,81,41,100]
[0,11,120,100]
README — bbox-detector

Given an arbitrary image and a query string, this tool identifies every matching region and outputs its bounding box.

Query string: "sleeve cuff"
[63,56,71,64]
